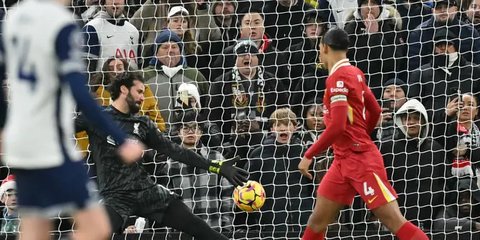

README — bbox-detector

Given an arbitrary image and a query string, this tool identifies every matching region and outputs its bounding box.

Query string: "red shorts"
[317,148,397,210]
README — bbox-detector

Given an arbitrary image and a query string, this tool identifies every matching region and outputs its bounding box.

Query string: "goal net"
[1,0,480,239]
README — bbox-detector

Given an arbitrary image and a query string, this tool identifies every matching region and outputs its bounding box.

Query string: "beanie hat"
[384,78,408,96]
[358,0,382,7]
[0,175,15,197]
[234,39,259,55]
[150,30,184,66]
[177,83,201,109]
[167,6,189,18]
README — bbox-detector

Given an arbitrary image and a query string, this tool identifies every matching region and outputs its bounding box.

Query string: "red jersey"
[323,59,377,157]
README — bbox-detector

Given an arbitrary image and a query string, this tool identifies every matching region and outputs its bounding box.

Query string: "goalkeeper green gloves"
[209,156,248,187]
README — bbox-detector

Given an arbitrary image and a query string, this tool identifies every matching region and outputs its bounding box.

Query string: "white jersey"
[84,12,139,70]
[327,0,358,29]
[3,0,82,169]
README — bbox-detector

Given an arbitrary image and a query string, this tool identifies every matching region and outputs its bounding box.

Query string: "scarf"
[230,66,266,120]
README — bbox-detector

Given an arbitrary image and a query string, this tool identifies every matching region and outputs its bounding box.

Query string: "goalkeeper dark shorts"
[103,184,180,223]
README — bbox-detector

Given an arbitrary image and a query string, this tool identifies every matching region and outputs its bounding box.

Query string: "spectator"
[375,78,408,141]
[166,6,202,67]
[434,178,480,231]
[263,0,314,51]
[408,28,480,123]
[394,0,432,38]
[0,175,19,234]
[209,40,288,135]
[195,0,239,80]
[159,111,234,234]
[246,108,314,235]
[211,8,289,87]
[83,0,140,72]
[144,30,208,125]
[464,0,480,33]
[407,0,480,70]
[344,0,406,98]
[73,0,101,24]
[291,66,329,117]
[380,99,446,229]
[320,0,358,29]
[434,94,480,188]
[297,99,326,147]
[169,83,222,148]
[287,9,328,80]
[195,0,238,49]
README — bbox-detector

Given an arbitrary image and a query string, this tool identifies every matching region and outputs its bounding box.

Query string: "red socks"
[396,221,429,240]
[302,226,325,240]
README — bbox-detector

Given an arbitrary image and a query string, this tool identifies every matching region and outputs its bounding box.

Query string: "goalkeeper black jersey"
[75,106,210,196]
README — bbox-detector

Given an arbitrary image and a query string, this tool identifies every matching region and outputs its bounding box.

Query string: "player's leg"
[18,217,52,240]
[150,198,228,240]
[303,195,345,240]
[72,205,111,240]
[302,160,355,240]
[371,200,428,240]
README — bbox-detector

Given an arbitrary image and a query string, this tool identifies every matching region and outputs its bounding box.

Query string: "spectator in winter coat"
[464,0,480,33]
[143,30,208,125]
[407,0,480,70]
[344,0,406,98]
[408,28,480,124]
[209,40,288,136]
[262,0,314,51]
[0,176,19,234]
[287,9,328,81]
[375,78,408,141]
[159,111,234,234]
[211,8,289,87]
[434,178,480,231]
[433,94,480,189]
[380,99,446,229]
[245,108,315,235]
[394,0,432,39]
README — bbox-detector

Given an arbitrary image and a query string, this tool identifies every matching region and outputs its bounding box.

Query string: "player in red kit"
[298,29,429,240]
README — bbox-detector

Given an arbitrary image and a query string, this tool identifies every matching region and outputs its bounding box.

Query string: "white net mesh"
[1,0,480,239]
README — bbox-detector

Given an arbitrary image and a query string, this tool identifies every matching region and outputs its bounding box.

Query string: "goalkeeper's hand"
[209,156,248,187]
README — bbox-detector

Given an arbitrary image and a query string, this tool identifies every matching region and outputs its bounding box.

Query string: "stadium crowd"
[0,0,480,238]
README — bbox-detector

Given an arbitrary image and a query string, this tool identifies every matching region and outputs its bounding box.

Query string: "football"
[233,180,266,212]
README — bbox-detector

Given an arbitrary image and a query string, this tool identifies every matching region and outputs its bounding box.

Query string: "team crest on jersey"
[336,81,344,88]
[133,123,140,135]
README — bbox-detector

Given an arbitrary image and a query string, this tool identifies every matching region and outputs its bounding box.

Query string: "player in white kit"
[0,0,144,239]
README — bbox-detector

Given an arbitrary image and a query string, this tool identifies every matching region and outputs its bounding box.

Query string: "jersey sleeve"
[55,23,126,145]
[326,74,349,107]
[0,20,6,129]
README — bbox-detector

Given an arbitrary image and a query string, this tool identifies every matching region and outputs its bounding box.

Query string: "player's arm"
[299,79,349,179]
[145,125,248,187]
[81,25,100,72]
[363,86,382,134]
[0,20,6,131]
[56,23,126,144]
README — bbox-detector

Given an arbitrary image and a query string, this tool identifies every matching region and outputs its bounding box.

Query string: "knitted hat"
[357,0,382,7]
[234,39,259,54]
[150,30,184,66]
[177,83,201,109]
[384,78,408,96]
[0,175,15,197]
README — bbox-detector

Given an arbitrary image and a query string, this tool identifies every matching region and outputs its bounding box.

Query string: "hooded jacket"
[380,99,446,229]
[344,5,406,98]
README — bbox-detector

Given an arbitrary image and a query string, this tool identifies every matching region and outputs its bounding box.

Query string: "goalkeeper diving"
[75,72,248,239]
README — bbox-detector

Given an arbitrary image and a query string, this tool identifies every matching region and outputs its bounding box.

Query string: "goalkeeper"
[75,72,248,239]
